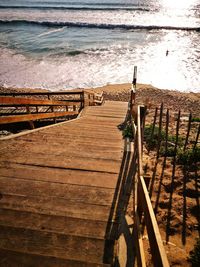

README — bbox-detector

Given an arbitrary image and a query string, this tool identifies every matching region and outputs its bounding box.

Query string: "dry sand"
[1,82,200,116]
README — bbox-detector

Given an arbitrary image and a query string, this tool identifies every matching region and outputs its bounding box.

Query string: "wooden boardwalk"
[0,101,128,266]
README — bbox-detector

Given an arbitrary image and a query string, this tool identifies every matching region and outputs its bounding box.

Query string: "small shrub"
[177,147,200,165]
[160,147,176,157]
[191,117,200,122]
[144,125,165,150]
[122,122,133,139]
[188,238,200,266]
[144,124,185,152]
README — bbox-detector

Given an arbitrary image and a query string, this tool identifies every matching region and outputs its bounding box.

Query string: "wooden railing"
[130,105,169,266]
[0,90,103,127]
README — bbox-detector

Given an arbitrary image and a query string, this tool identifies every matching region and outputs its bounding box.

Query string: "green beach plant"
[122,122,134,139]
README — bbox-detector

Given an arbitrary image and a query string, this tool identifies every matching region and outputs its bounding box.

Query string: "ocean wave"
[0,19,200,32]
[0,5,150,12]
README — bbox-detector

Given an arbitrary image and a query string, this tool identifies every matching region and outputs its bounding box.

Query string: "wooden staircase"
[0,101,128,266]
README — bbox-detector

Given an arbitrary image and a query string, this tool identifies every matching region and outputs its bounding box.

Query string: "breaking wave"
[0,19,199,32]
[0,5,151,11]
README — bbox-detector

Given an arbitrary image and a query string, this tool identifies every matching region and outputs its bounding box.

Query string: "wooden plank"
[0,249,110,267]
[0,150,122,164]
[0,225,106,263]
[0,194,112,221]
[0,111,78,124]
[138,176,169,267]
[0,176,114,206]
[0,91,84,96]
[0,143,122,158]
[17,135,122,147]
[0,97,81,106]
[133,212,146,267]
[0,148,122,173]
[0,208,111,239]
[0,163,117,189]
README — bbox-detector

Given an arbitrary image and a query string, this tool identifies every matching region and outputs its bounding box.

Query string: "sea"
[0,0,200,92]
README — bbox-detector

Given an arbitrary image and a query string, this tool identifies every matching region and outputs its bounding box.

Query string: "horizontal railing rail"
[0,91,104,127]
[0,91,84,97]
[0,97,81,107]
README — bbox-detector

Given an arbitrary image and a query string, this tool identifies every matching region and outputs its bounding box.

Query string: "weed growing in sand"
[177,147,200,165]
[144,124,183,151]
[191,117,200,122]
[144,125,165,150]
[122,122,134,139]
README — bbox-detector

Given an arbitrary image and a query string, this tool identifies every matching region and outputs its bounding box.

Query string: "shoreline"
[1,83,199,116]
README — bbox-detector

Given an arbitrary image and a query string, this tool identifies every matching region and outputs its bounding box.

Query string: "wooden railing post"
[26,105,34,129]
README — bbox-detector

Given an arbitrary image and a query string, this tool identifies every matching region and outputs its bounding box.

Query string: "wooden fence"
[122,89,170,266]
[132,104,169,266]
[0,91,103,127]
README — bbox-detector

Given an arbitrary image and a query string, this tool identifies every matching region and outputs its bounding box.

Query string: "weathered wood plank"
[0,225,107,263]
[0,194,113,221]
[0,208,110,239]
[0,96,80,107]
[0,163,117,188]
[0,155,121,173]
[0,176,114,206]
[0,249,110,267]
[0,111,78,124]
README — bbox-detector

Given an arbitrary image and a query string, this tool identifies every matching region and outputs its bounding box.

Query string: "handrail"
[0,91,84,96]
[0,111,78,125]
[0,91,104,126]
[131,105,170,267]
[94,92,104,105]
[0,97,81,107]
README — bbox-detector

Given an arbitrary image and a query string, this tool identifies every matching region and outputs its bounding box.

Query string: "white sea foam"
[0,44,199,92]
[38,27,66,37]
[0,0,199,92]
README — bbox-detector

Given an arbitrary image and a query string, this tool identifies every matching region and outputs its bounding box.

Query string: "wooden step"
[0,249,111,267]
[0,176,114,206]
[0,194,115,222]
[0,225,115,264]
[0,163,118,189]
[0,155,121,173]
[0,208,118,240]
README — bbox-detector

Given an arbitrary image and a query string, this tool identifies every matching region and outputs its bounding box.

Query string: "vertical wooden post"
[130,66,137,111]
[184,113,192,151]
[140,105,147,154]
[154,109,169,214]
[26,105,34,129]
[149,103,163,198]
[148,107,158,153]
[166,110,181,243]
[81,91,84,109]
[157,103,164,158]
[50,105,56,123]
[193,124,200,151]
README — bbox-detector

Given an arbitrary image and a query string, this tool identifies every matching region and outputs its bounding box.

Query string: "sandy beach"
[1,83,200,116]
